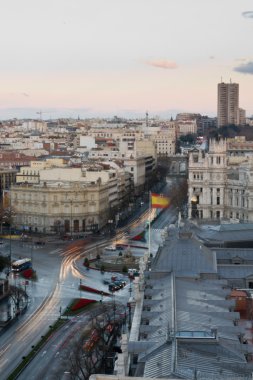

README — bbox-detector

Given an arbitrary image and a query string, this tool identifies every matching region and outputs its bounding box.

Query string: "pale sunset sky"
[0,0,252,119]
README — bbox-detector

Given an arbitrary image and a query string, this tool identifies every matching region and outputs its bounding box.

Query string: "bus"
[11,258,32,272]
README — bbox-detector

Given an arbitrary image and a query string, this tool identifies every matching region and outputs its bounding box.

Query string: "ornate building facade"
[188,139,253,222]
[11,181,109,234]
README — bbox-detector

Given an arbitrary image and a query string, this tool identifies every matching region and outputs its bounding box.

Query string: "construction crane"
[36,110,53,120]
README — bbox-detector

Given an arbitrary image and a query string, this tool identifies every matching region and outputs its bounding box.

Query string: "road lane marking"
[49,248,63,254]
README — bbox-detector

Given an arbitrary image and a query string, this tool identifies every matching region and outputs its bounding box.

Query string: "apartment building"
[217,82,239,127]
[16,158,68,184]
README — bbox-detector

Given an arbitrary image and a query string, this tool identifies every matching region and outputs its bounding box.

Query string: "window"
[217,197,220,205]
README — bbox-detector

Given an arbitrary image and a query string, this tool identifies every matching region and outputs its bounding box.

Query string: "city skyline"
[0,0,253,120]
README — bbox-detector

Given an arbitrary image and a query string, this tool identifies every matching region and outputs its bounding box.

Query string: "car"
[108,283,120,292]
[104,246,117,251]
[35,241,45,246]
[113,280,126,288]
[115,244,125,250]
[103,278,111,285]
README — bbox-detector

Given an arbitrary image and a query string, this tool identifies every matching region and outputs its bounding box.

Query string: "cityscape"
[1,1,253,380]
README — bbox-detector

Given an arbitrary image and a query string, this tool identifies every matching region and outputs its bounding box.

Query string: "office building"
[217,82,239,127]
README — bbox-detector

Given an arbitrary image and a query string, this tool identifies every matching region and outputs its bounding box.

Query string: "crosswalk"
[49,248,63,255]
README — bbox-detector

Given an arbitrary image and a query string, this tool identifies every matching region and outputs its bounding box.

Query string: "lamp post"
[70,200,73,239]
[30,238,33,265]
[108,219,114,235]
[9,223,12,270]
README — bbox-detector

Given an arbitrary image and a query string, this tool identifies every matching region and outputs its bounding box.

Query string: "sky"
[0,0,253,120]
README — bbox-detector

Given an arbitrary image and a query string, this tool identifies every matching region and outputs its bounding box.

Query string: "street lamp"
[70,200,73,239]
[108,219,114,235]
[30,238,33,265]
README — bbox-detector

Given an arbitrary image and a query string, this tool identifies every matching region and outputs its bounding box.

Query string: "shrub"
[84,258,90,268]
[122,265,128,273]
[100,264,105,273]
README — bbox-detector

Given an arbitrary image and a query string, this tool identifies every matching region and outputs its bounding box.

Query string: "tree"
[9,285,28,316]
[100,264,105,273]
[122,265,128,274]
[0,254,10,272]
[68,304,123,379]
[0,204,16,233]
[169,178,188,212]
[83,258,90,268]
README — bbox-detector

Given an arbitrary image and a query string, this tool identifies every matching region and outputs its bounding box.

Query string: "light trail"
[0,344,11,358]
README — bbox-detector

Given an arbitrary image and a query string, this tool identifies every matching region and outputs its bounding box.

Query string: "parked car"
[113,280,126,289]
[108,283,120,292]
[35,240,45,246]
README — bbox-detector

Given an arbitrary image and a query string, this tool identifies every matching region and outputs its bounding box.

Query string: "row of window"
[13,193,94,202]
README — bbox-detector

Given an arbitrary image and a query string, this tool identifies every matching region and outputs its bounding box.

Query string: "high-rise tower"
[217,81,239,128]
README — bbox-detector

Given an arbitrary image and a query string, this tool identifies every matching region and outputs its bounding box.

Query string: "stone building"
[0,168,17,201]
[188,139,227,220]
[11,180,109,234]
[188,139,253,222]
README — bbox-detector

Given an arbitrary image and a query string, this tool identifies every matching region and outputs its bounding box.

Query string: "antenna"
[146,111,149,128]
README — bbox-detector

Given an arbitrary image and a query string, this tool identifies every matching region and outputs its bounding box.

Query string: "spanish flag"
[151,193,170,209]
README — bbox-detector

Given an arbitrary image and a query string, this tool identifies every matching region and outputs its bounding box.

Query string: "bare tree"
[169,178,188,212]
[9,285,28,316]
[68,304,123,380]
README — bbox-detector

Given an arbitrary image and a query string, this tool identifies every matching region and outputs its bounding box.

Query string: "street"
[0,193,178,379]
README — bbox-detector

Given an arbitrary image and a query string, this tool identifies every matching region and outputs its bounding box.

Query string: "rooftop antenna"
[146,111,149,128]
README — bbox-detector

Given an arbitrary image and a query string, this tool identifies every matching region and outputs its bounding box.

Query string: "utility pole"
[9,193,12,269]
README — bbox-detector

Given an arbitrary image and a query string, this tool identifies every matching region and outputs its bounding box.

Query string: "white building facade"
[188,139,253,222]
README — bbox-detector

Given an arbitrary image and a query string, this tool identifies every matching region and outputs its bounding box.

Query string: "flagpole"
[148,191,151,258]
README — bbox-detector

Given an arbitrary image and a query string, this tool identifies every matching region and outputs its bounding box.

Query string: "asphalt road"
[0,191,178,379]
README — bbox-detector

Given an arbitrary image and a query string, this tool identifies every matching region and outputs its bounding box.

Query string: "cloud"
[234,61,253,75]
[145,59,178,70]
[242,11,253,18]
